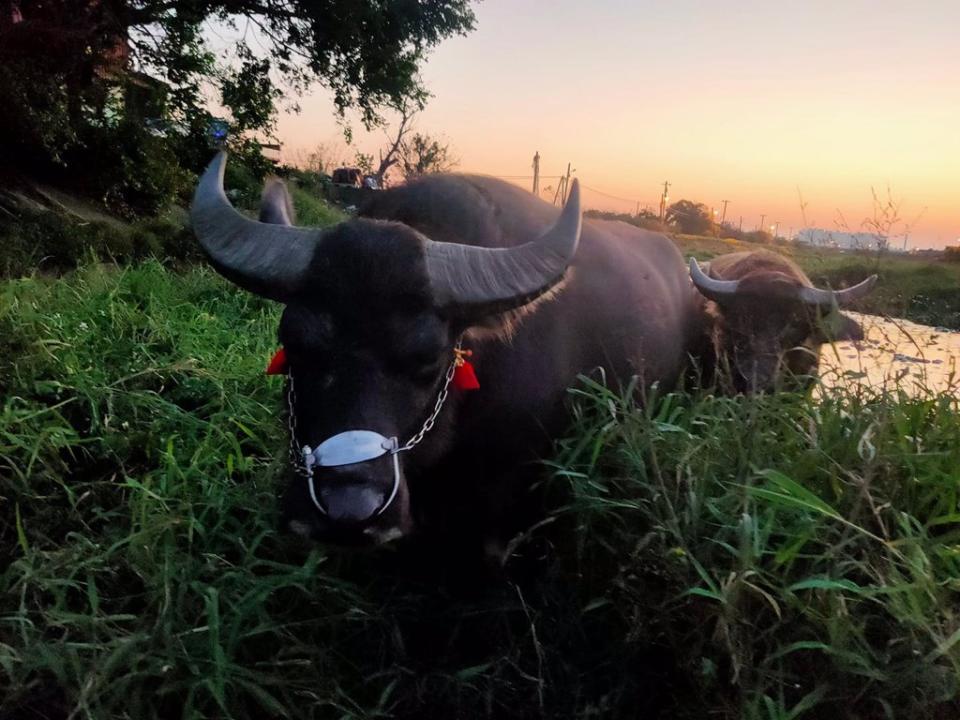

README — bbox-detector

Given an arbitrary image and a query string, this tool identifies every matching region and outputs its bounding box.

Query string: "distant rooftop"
[796,228,900,252]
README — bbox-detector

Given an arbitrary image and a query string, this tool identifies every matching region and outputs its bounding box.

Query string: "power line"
[487,175,646,204]
[489,174,563,180]
[485,172,657,212]
[579,183,645,205]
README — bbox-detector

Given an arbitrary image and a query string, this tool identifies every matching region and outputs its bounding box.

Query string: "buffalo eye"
[405,350,446,383]
[278,306,336,353]
[387,311,449,382]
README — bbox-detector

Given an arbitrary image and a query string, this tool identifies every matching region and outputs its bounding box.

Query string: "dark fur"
[273,174,704,555]
[698,250,865,394]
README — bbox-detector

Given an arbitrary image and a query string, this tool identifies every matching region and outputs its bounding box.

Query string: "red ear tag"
[452,349,480,391]
[265,347,288,375]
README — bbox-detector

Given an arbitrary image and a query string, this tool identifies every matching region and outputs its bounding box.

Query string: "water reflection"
[818,314,960,395]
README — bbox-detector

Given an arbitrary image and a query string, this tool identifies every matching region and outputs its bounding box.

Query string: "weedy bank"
[2,262,960,719]
[0,173,344,279]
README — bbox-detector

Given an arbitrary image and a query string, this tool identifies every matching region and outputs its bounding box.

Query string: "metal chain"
[286,374,312,477]
[397,343,460,452]
[285,340,463,474]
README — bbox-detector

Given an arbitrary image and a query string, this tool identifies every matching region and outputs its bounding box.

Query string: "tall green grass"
[2,262,959,719]
[289,185,347,228]
[0,264,371,717]
[555,376,960,718]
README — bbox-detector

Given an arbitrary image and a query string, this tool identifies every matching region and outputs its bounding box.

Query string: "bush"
[0,60,77,171]
[66,121,194,218]
[219,154,267,213]
[285,166,332,197]
[0,207,201,278]
[0,151,345,280]
[666,200,713,235]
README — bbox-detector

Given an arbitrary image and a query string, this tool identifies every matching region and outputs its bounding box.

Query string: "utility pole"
[560,162,572,204]
[531,151,540,196]
[659,181,671,221]
[636,201,640,217]
[720,199,730,225]
[738,216,743,232]
[759,213,766,232]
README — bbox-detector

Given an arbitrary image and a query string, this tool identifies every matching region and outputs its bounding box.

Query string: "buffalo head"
[690,251,876,393]
[191,153,582,544]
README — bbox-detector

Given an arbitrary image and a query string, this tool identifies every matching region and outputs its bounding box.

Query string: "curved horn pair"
[689,257,877,307]
[191,153,582,310]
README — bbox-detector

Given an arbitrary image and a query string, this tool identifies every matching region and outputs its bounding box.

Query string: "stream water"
[818,314,960,395]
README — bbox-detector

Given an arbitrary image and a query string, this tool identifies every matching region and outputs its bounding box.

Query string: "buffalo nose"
[318,482,383,525]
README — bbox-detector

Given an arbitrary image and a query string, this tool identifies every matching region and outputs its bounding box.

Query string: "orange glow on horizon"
[274,1,959,248]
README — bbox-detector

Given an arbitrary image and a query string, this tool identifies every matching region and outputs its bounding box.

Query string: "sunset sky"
[274,1,959,248]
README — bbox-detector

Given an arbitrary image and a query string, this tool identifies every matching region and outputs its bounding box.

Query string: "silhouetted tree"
[665,200,713,235]
[372,105,416,186]
[1,1,476,169]
[399,132,458,178]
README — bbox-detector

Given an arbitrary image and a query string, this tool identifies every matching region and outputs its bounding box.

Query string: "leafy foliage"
[0,0,476,213]
[3,0,475,135]
[666,199,714,235]
[399,132,459,177]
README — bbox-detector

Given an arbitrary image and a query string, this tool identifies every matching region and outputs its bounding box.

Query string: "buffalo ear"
[815,312,864,342]
[458,278,570,343]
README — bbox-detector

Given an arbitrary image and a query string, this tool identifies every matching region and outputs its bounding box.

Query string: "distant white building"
[795,228,892,251]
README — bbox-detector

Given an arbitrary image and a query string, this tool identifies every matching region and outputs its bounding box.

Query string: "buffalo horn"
[797,275,878,307]
[422,179,583,313]
[191,152,323,300]
[689,257,740,298]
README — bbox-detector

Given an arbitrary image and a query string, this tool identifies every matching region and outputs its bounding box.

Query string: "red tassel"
[265,347,288,375]
[452,358,480,391]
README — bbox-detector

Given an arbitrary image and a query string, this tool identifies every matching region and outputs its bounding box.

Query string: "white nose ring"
[301,431,401,517]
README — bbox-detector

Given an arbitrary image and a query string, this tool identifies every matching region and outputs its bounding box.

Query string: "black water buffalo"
[191,153,703,554]
[689,250,876,393]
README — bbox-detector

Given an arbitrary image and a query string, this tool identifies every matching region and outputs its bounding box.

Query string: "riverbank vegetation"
[2,258,960,719]
[4,185,957,329]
